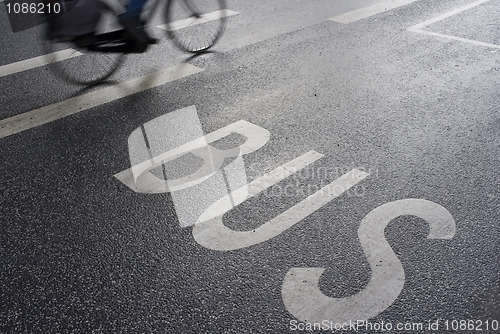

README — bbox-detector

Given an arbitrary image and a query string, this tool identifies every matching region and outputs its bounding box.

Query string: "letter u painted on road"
[192,163,369,250]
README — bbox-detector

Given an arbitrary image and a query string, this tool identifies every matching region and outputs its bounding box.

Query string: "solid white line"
[0,63,204,139]
[328,0,418,24]
[0,49,83,78]
[407,0,492,30]
[157,9,239,31]
[410,30,500,49]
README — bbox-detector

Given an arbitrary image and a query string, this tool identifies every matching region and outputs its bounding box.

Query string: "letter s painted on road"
[282,199,456,324]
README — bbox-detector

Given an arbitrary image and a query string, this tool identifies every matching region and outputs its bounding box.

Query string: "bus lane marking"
[115,113,456,324]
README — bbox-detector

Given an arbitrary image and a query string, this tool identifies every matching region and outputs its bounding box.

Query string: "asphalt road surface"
[1,0,499,333]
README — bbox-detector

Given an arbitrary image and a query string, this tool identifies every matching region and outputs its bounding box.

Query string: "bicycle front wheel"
[165,0,227,53]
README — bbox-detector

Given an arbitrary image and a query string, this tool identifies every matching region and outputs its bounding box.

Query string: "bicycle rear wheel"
[41,7,125,85]
[165,0,227,53]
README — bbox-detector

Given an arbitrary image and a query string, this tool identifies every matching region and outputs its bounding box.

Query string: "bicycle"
[40,0,227,85]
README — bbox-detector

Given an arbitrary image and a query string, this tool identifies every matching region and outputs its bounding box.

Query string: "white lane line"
[409,30,500,49]
[0,49,83,78]
[0,63,204,139]
[407,0,492,30]
[407,0,500,49]
[157,9,239,31]
[328,0,418,24]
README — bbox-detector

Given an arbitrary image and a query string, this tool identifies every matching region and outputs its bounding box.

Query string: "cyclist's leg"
[119,0,156,45]
[122,0,145,19]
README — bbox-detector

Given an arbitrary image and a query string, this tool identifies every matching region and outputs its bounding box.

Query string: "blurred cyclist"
[46,0,155,51]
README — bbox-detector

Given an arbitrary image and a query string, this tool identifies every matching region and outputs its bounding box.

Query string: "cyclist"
[46,0,155,51]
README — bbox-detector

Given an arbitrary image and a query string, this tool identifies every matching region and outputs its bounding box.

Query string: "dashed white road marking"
[407,0,500,49]
[157,9,239,31]
[0,49,82,78]
[0,63,203,139]
[328,0,418,24]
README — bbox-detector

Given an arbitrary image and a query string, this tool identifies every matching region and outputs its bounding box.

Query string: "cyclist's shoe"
[139,20,159,44]
[119,16,158,53]
[119,15,153,44]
